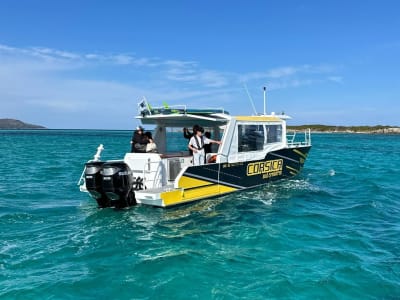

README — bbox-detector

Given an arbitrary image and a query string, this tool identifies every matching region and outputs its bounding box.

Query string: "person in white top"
[144,131,157,153]
[188,126,221,166]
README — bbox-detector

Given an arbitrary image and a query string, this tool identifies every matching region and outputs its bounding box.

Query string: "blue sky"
[0,0,399,129]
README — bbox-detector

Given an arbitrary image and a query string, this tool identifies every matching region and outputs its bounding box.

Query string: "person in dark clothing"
[131,126,148,153]
[183,127,193,140]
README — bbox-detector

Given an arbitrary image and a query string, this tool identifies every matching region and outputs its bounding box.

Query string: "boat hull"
[142,145,311,207]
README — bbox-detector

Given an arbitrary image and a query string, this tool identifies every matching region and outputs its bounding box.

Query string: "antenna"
[263,86,267,115]
[244,84,258,115]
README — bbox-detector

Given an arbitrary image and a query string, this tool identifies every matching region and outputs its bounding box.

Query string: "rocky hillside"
[0,119,46,129]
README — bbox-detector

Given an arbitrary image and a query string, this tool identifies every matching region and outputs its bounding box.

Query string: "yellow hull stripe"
[286,165,299,173]
[178,175,214,189]
[293,149,307,159]
[160,184,237,207]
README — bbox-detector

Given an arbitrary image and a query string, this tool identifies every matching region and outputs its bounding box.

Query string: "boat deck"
[135,184,178,207]
[140,184,175,194]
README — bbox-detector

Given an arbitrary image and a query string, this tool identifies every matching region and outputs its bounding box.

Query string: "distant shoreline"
[0,119,46,129]
[288,125,400,134]
[1,119,399,134]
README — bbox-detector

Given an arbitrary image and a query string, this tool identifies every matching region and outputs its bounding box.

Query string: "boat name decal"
[246,159,283,178]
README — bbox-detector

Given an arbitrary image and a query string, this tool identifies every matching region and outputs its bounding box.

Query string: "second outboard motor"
[84,161,110,208]
[101,161,136,208]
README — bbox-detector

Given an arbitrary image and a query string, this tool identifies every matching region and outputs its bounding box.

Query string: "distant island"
[0,119,46,129]
[288,124,400,134]
[0,119,398,133]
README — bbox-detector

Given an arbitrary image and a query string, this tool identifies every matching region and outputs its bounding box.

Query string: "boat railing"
[153,105,228,114]
[286,129,311,147]
[138,99,228,116]
[77,144,105,189]
[140,159,164,189]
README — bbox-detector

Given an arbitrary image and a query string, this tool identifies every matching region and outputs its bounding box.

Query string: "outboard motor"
[84,161,110,208]
[101,161,136,208]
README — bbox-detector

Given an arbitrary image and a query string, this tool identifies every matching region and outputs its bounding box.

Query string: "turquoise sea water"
[0,130,399,299]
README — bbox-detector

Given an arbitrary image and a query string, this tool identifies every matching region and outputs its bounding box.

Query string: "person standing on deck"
[188,126,221,166]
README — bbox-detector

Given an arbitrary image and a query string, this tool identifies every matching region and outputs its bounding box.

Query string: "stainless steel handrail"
[286,129,311,147]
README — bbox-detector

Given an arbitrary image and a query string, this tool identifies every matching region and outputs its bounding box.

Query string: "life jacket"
[193,135,204,151]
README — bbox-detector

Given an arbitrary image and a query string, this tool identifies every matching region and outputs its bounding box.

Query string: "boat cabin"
[124,104,292,192]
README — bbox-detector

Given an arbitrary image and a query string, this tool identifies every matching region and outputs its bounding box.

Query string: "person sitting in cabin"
[144,131,157,153]
[130,126,148,153]
[188,126,221,166]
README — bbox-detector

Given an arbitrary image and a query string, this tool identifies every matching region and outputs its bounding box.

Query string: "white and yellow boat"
[78,99,311,208]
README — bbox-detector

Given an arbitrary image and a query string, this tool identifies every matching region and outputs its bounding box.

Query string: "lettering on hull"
[246,159,283,178]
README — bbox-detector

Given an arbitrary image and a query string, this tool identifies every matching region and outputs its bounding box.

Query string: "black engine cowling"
[101,161,136,208]
[84,161,110,208]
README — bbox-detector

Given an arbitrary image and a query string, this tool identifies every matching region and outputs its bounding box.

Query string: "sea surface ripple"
[0,130,399,299]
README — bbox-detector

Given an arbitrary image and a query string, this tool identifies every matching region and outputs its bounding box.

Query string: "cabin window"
[238,125,265,152]
[163,127,221,153]
[165,127,189,152]
[266,125,282,143]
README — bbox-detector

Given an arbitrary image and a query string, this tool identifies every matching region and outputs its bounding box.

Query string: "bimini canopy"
[136,104,231,127]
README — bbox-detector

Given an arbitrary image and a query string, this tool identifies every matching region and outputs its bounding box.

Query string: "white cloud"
[31,47,81,60]
[111,54,134,65]
[327,76,343,83]
[0,44,17,52]
[0,43,344,128]
[239,64,339,83]
[198,70,229,87]
[163,60,198,68]
[164,65,229,87]
[266,66,299,78]
[165,66,197,82]
[0,44,157,68]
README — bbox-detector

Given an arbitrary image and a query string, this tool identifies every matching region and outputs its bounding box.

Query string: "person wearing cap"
[188,126,221,166]
[131,126,148,153]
